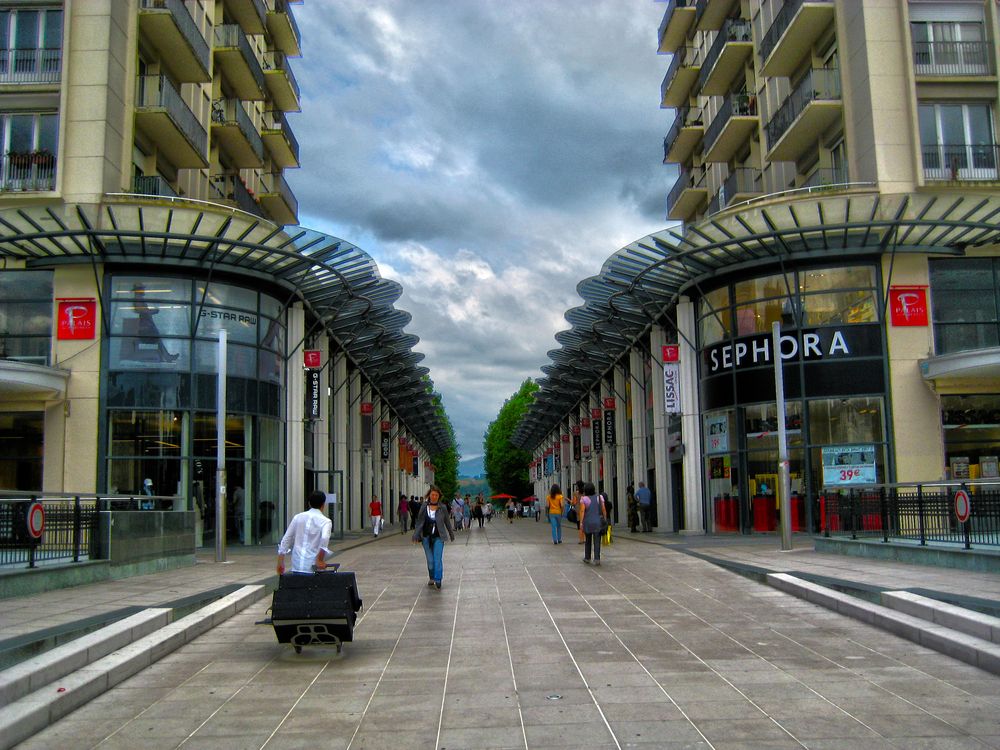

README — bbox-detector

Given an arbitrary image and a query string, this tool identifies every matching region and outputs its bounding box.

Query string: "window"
[930,258,1000,354]
[0,112,57,191]
[911,19,989,75]
[0,8,62,83]
[919,103,996,180]
[0,270,52,365]
[0,412,43,490]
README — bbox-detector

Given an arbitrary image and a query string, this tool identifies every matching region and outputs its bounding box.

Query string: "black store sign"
[380,422,390,461]
[305,369,321,420]
[701,325,885,410]
[592,415,602,453]
[572,433,581,462]
[603,409,616,445]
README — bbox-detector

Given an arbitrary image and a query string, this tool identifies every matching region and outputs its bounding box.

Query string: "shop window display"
[942,394,1000,480]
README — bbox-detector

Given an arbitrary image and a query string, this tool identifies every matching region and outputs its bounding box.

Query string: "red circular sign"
[26,502,45,539]
[954,489,971,523]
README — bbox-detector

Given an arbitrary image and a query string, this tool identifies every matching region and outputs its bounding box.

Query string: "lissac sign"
[705,328,857,374]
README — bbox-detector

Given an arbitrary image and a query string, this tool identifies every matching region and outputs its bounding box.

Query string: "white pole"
[772,322,793,551]
[216,329,228,563]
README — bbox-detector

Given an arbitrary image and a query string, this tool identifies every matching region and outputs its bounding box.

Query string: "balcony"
[134,74,208,168]
[262,50,300,112]
[132,174,178,197]
[213,24,266,101]
[697,18,753,96]
[661,46,701,108]
[708,167,761,214]
[694,0,739,32]
[0,48,61,85]
[222,0,267,35]
[759,0,834,77]
[261,109,299,168]
[765,67,841,162]
[210,173,265,218]
[666,168,708,221]
[137,0,211,83]
[658,0,696,54]
[266,0,301,57]
[922,143,999,182]
[703,93,758,162]
[0,151,56,193]
[801,166,847,189]
[258,171,297,225]
[662,107,704,164]
[211,99,264,168]
[913,41,994,78]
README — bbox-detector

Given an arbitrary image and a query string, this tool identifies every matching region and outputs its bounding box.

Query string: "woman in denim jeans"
[411,485,455,589]
[545,483,564,544]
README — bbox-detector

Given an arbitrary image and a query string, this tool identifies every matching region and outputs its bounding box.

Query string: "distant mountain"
[458,455,485,477]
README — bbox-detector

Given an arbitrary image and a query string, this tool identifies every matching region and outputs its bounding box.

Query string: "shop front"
[698,264,890,534]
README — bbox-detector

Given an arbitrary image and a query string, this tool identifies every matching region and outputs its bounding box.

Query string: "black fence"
[821,482,1000,549]
[0,494,177,569]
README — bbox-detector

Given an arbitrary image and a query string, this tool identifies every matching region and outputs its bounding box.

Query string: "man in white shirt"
[276,491,332,575]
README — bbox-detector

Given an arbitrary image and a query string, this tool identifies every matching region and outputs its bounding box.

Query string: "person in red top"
[369,496,383,537]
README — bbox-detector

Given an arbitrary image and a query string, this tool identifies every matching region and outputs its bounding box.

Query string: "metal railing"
[262,49,300,102]
[667,168,704,212]
[922,143,999,182]
[261,109,300,162]
[270,0,302,51]
[0,48,61,84]
[214,24,266,94]
[132,174,178,197]
[802,166,847,188]
[821,481,1000,549]
[1,151,56,192]
[658,0,694,49]
[704,92,756,152]
[210,173,265,218]
[913,40,993,77]
[136,73,208,157]
[708,166,761,214]
[662,45,700,102]
[663,106,702,161]
[261,171,298,215]
[138,0,211,76]
[212,98,265,162]
[759,0,832,64]
[0,496,100,568]
[697,17,751,91]
[765,66,840,150]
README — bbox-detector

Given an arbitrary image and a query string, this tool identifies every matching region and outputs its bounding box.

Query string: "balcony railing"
[922,143,999,182]
[662,45,700,102]
[765,66,840,150]
[1,151,56,192]
[697,17,751,91]
[0,48,61,84]
[138,0,211,80]
[268,0,302,54]
[210,173,265,217]
[212,98,265,163]
[708,166,761,213]
[658,0,695,52]
[759,0,832,64]
[802,166,847,188]
[662,106,702,162]
[666,168,704,211]
[136,74,208,157]
[214,23,266,94]
[263,49,300,100]
[913,40,994,77]
[261,171,297,213]
[132,174,178,197]
[704,92,756,152]
[262,109,300,161]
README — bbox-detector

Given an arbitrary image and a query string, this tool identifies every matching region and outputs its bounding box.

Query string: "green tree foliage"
[483,379,538,498]
[427,384,459,500]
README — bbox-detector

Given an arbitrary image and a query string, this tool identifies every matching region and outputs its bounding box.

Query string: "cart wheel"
[294,645,302,654]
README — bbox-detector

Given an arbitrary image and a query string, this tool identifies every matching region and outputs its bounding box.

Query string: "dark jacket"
[411,502,455,543]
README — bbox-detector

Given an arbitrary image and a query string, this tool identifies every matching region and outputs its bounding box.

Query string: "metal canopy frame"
[0,198,452,455]
[513,190,1000,450]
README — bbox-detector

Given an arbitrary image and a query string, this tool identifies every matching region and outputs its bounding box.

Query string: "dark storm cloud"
[289,1,673,457]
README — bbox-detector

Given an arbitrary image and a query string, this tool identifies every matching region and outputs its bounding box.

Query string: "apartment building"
[515,0,1000,536]
[0,2,450,545]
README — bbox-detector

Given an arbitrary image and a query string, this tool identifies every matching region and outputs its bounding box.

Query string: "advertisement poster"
[950,456,971,480]
[981,456,999,478]
[821,445,877,486]
[705,414,729,454]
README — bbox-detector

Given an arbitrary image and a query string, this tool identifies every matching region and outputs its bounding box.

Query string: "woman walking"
[463,494,472,530]
[546,483,564,544]
[412,485,456,589]
[579,481,608,566]
[474,498,485,528]
[505,498,516,523]
[626,484,638,533]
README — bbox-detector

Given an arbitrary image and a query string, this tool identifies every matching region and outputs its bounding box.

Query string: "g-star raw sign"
[705,328,853,374]
[305,369,321,420]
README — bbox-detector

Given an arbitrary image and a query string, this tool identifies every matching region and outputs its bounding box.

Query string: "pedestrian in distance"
[451,493,465,532]
[546,483,564,544]
[276,490,331,575]
[412,485,455,589]
[463,494,472,530]
[474,498,485,528]
[636,481,653,532]
[398,493,409,534]
[579,481,608,566]
[409,495,421,531]
[573,480,586,544]
[369,495,383,536]
[626,483,638,533]
[505,498,516,523]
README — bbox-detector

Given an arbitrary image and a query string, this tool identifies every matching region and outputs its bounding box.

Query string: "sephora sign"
[705,328,857,374]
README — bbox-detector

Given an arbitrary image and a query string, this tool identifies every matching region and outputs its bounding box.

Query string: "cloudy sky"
[288,1,673,462]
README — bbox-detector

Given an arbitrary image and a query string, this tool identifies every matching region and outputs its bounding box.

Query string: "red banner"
[360,402,374,415]
[603,397,616,409]
[57,298,96,340]
[889,287,928,326]
[303,349,321,368]
[662,344,679,362]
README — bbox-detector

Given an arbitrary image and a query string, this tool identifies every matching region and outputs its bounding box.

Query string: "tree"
[428,386,459,500]
[483,379,538,498]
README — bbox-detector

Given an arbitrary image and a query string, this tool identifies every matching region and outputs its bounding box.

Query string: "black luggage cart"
[269,567,363,653]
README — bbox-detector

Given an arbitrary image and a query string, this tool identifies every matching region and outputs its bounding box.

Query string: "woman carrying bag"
[412,485,455,589]
[545,483,564,544]
[579,481,608,566]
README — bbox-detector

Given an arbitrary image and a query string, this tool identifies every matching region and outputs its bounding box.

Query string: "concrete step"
[767,572,1000,677]
[0,584,266,750]
[881,590,1000,645]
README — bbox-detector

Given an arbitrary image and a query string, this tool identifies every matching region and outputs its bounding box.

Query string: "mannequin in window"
[130,283,178,362]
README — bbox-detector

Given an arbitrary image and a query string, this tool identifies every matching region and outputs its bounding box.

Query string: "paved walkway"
[9,519,1000,749]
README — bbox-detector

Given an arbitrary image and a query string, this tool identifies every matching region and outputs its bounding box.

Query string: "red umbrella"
[490,493,516,499]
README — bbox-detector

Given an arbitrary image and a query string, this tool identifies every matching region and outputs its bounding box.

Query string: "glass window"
[260,294,283,319]
[194,306,258,345]
[698,286,731,346]
[109,337,189,370]
[110,277,191,303]
[802,290,878,325]
[0,411,42,491]
[799,266,875,293]
[0,270,51,365]
[193,341,257,379]
[196,281,257,312]
[109,299,190,337]
[808,397,884,445]
[109,411,182,457]
[930,258,1000,354]
[734,272,792,306]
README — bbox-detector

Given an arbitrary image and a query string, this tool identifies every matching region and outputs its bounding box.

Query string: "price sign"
[822,445,877,487]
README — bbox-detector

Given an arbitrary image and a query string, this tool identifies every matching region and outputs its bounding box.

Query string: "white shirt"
[277,508,332,573]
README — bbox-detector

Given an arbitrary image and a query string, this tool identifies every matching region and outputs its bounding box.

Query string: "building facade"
[515,0,1000,536]
[0,1,450,545]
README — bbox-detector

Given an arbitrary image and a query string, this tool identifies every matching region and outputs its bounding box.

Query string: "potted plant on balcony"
[6,151,31,168]
[31,149,54,168]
